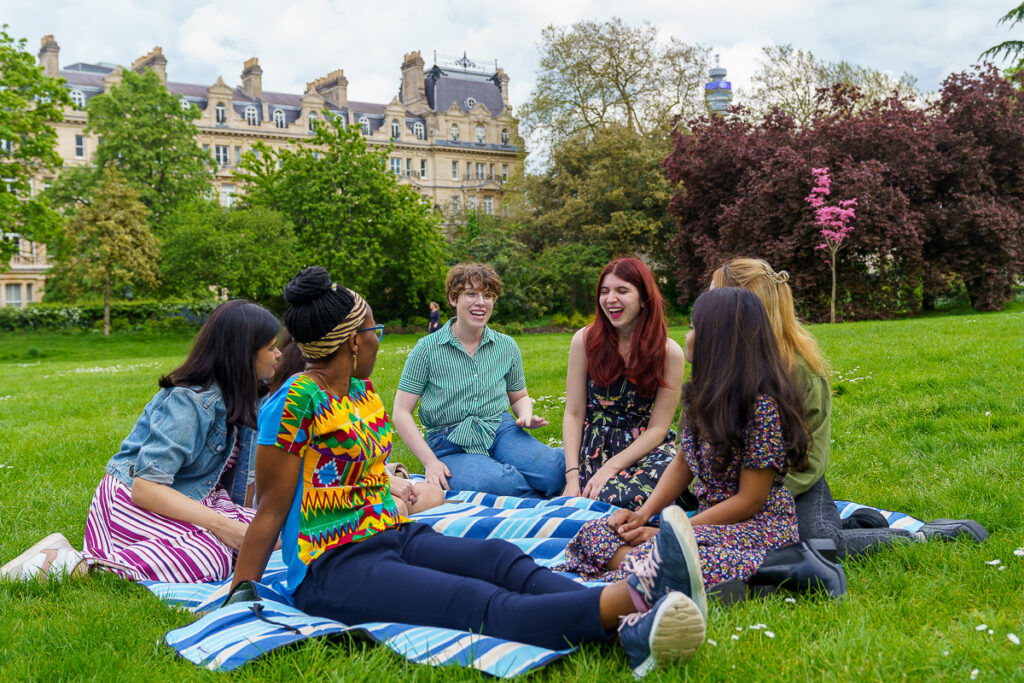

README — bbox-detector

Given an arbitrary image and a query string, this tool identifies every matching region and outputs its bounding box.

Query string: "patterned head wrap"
[295,287,369,361]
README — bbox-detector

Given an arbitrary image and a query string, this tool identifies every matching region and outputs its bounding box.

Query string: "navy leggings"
[293,523,609,650]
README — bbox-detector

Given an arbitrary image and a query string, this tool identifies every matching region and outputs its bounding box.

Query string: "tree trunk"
[830,249,837,324]
[103,275,111,337]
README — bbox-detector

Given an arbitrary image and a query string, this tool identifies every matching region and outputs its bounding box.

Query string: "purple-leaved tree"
[805,167,857,323]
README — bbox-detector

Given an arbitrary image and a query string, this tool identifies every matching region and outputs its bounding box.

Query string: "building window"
[308,112,317,132]
[452,196,460,212]
[359,116,370,135]
[4,284,22,308]
[179,97,190,112]
[489,163,494,179]
[273,109,286,128]
[390,158,401,175]
[503,202,510,217]
[70,89,86,108]
[420,159,427,178]
[475,163,485,180]
[406,158,412,176]
[450,124,459,141]
[215,103,226,124]
[465,97,477,109]
[502,164,509,181]
[215,145,229,166]
[0,139,11,154]
[391,120,400,140]
[245,105,258,126]
[202,144,210,153]
[501,128,509,145]
[466,162,471,179]
[234,146,242,165]
[451,161,458,180]
[75,135,85,159]
[220,183,235,207]
[413,122,425,139]
[26,283,34,303]
[467,196,477,211]
[475,124,485,144]
[483,196,493,215]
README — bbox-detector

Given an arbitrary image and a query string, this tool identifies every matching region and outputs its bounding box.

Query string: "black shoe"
[708,580,747,606]
[919,519,989,543]
[842,508,889,530]
[747,541,847,600]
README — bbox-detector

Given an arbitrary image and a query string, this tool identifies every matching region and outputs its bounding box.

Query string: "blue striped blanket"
[150,492,922,676]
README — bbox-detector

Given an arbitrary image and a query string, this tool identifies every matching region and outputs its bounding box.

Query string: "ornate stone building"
[1,37,522,306]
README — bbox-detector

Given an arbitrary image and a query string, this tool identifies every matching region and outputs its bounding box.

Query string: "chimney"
[38,35,60,77]
[308,69,348,108]
[496,68,510,110]
[241,57,263,99]
[401,51,426,106]
[131,47,167,83]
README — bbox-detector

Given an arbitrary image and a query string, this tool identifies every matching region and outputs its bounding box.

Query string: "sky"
[2,0,1018,113]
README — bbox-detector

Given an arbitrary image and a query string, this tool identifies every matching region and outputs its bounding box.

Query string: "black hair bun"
[284,267,333,306]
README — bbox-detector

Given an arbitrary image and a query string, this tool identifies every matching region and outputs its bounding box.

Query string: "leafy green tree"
[160,200,298,304]
[236,116,446,321]
[0,26,71,267]
[50,168,159,334]
[980,3,1024,67]
[87,69,212,232]
[519,18,711,143]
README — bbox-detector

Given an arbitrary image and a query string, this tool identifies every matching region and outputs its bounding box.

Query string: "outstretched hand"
[515,414,550,429]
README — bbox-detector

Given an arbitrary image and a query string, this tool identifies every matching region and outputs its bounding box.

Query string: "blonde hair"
[711,258,830,380]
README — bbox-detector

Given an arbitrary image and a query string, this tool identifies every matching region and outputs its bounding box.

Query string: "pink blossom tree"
[805,167,857,323]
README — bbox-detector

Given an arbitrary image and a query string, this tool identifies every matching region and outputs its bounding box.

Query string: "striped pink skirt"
[82,474,256,583]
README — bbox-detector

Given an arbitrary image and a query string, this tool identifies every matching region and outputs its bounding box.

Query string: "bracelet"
[565,467,579,474]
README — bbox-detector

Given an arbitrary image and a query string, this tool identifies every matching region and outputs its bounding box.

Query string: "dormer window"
[245,105,258,126]
[501,128,509,145]
[70,89,86,109]
[273,109,286,128]
[215,103,226,124]
[475,124,485,144]
[391,119,400,140]
[309,111,317,132]
[450,124,459,142]
[413,122,425,140]
[179,97,191,112]
[359,116,370,135]
[465,97,477,109]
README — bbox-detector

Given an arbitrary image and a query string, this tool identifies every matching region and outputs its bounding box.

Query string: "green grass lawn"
[1,306,1022,681]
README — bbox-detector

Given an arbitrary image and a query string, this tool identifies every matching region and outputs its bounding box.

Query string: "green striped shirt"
[397,319,526,454]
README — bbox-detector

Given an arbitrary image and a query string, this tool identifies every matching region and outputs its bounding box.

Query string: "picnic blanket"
[149,492,923,677]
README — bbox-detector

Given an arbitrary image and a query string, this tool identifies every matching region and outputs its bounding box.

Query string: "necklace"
[454,328,482,356]
[308,369,340,397]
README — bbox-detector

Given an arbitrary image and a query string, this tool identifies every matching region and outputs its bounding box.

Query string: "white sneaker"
[0,532,85,581]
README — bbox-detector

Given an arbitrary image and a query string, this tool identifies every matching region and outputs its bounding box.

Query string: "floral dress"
[560,395,799,588]
[577,375,677,511]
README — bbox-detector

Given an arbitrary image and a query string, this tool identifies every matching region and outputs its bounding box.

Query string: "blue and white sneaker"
[625,505,707,619]
[618,591,706,677]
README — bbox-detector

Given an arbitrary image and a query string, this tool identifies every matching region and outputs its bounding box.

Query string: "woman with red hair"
[562,257,686,510]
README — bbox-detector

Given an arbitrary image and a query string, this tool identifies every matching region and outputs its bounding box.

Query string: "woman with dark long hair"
[2,300,281,583]
[562,257,686,510]
[559,288,846,597]
[231,267,709,677]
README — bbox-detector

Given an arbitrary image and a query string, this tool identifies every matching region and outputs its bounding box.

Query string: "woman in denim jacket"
[1,300,281,583]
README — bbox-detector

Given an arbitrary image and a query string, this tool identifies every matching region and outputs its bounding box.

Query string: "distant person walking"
[427,301,441,333]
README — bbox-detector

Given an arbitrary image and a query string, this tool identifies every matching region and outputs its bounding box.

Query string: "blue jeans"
[427,413,566,497]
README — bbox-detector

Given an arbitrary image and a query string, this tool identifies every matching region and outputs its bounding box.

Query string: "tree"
[0,26,71,267]
[49,168,159,334]
[87,69,212,232]
[745,45,920,126]
[160,200,298,304]
[237,116,446,321]
[519,18,711,144]
[805,167,857,323]
[980,3,1024,67]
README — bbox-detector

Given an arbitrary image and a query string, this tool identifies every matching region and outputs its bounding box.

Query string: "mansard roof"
[424,66,505,115]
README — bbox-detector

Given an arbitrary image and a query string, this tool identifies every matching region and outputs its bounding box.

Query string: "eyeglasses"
[358,324,385,342]
[461,290,497,303]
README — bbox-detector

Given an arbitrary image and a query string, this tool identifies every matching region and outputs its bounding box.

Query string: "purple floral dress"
[577,375,676,511]
[560,395,799,588]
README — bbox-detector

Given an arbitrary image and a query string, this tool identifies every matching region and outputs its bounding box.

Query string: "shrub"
[550,313,571,328]
[569,312,593,329]
[0,299,220,332]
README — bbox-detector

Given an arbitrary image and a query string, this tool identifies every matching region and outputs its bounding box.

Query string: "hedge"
[0,300,221,332]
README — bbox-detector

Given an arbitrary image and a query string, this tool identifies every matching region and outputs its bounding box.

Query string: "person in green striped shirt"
[393,263,566,497]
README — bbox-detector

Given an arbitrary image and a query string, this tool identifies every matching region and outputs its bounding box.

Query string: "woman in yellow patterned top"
[231,267,710,677]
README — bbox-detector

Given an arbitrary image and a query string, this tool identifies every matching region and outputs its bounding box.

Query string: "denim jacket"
[105,384,257,505]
